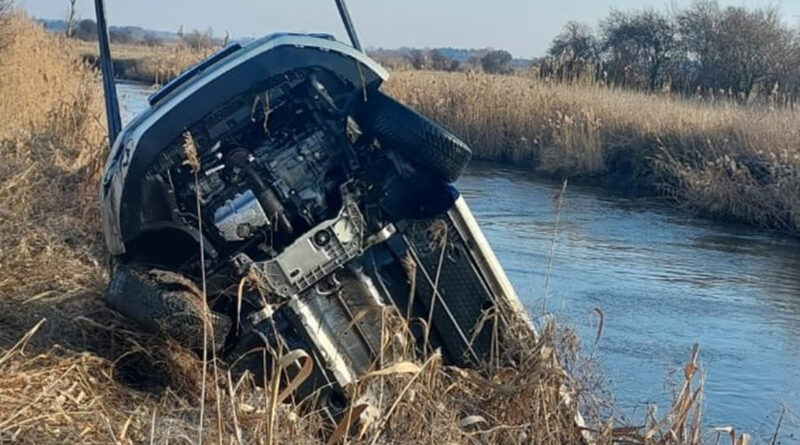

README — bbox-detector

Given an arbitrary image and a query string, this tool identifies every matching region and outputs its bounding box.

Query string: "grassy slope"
[385,71,800,233]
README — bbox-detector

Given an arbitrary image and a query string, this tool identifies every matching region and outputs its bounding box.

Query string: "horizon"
[16,0,800,58]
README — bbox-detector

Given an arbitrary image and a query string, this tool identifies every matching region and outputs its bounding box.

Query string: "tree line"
[543,1,800,102]
[65,17,223,50]
[402,48,514,74]
[54,0,800,102]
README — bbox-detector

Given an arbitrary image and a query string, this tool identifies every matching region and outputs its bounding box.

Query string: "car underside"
[100,34,529,420]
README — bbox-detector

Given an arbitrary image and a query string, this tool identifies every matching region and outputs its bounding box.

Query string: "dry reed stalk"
[543,179,567,313]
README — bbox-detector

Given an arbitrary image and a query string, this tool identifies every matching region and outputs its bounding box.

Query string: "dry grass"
[385,71,800,234]
[0,12,730,444]
[75,39,209,84]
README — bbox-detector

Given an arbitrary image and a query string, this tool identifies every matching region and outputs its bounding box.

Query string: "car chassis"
[93,0,533,423]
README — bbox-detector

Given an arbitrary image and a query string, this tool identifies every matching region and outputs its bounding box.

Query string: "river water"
[118,82,800,441]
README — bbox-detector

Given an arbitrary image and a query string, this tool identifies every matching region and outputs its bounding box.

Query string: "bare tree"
[602,9,676,91]
[547,21,600,82]
[406,49,427,70]
[539,1,800,101]
[480,50,513,74]
[549,21,599,63]
[0,0,12,17]
[65,0,78,38]
[678,2,794,99]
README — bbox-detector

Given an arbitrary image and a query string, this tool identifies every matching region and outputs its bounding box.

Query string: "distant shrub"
[428,49,447,70]
[142,32,161,47]
[110,28,136,44]
[73,19,97,41]
[601,9,675,91]
[65,0,77,38]
[548,21,599,64]
[183,28,214,51]
[480,50,512,74]
[405,49,427,70]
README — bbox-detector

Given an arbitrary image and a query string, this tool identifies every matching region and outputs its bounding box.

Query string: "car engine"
[142,70,379,283]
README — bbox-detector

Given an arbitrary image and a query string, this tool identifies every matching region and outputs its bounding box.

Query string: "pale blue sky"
[17,0,800,57]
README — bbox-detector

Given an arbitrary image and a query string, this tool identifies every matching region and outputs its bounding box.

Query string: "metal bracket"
[254,194,365,298]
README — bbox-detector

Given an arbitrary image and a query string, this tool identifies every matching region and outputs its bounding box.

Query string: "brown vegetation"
[76,39,209,84]
[385,71,800,233]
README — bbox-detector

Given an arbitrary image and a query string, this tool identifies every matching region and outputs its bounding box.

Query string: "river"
[118,82,800,441]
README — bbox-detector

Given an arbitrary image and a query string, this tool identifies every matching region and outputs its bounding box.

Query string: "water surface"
[458,165,800,441]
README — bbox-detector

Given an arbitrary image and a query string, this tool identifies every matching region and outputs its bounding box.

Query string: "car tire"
[106,265,231,352]
[359,90,472,183]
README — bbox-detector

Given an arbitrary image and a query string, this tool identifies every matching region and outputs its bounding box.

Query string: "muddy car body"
[98,6,530,418]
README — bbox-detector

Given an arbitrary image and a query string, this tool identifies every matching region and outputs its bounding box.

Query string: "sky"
[17,0,800,57]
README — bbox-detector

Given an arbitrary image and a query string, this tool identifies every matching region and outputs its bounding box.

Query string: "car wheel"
[105,264,231,352]
[359,90,472,183]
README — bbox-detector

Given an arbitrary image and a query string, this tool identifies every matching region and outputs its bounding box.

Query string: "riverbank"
[76,40,208,84]
[385,71,800,235]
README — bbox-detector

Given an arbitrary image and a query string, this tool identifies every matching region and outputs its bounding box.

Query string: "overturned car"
[97,0,530,422]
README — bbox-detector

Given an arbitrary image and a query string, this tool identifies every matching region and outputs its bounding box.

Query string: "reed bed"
[0,12,736,444]
[385,71,800,234]
[76,40,209,84]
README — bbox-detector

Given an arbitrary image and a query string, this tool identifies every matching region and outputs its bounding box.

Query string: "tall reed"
[385,71,800,233]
